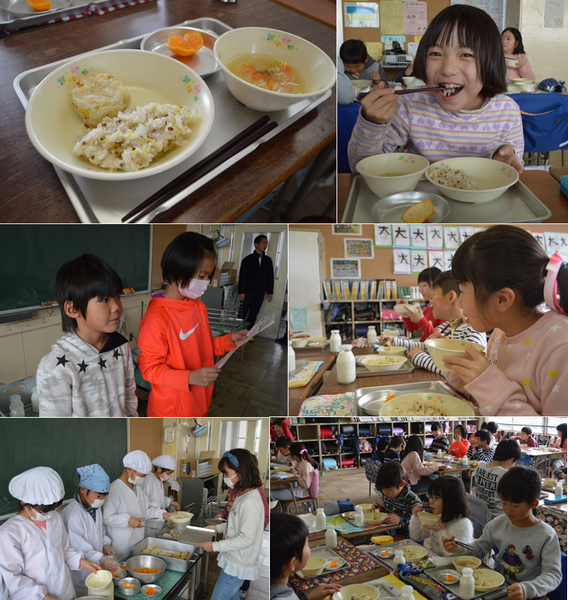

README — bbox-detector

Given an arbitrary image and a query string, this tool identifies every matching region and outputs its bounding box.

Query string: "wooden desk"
[1,0,335,223]
[338,171,568,222]
[539,491,567,513]
[289,354,336,415]
[269,473,300,512]
[267,0,335,29]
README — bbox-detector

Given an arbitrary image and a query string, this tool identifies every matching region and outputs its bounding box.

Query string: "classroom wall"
[129,418,164,461]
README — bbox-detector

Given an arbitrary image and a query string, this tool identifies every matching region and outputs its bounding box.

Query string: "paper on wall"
[379,1,405,34]
[215,313,275,368]
[403,2,427,35]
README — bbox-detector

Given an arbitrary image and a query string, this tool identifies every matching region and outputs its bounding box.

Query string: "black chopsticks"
[355,86,445,103]
[121,115,278,223]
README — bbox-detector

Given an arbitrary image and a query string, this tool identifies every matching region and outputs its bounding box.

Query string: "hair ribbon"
[544,253,568,316]
[223,451,239,467]
[300,448,308,455]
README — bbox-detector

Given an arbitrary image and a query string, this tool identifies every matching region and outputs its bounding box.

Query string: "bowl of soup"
[424,338,486,373]
[213,27,335,111]
[452,556,482,573]
[355,153,430,199]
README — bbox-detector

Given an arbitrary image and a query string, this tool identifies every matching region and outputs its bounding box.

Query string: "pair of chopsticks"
[355,86,445,103]
[454,539,476,552]
[121,115,278,223]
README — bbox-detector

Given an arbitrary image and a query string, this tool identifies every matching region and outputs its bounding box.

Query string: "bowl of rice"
[472,569,505,592]
[425,157,519,203]
[424,338,486,373]
[379,392,476,416]
[356,153,430,199]
[25,49,214,181]
[358,355,407,372]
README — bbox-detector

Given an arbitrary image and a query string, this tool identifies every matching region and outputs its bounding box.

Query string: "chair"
[337,102,362,173]
[549,552,567,600]
[365,457,381,496]
[466,492,493,538]
[281,469,319,513]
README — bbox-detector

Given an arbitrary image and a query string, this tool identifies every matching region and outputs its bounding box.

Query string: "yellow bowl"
[425,157,519,203]
[452,556,482,573]
[417,511,441,527]
[356,153,430,199]
[364,512,388,525]
[377,346,407,356]
[371,535,394,545]
[473,569,505,591]
[402,545,428,561]
[299,557,327,578]
[359,355,407,372]
[424,338,486,373]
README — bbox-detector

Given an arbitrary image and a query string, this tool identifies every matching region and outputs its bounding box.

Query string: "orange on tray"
[166,32,204,57]
[133,568,162,574]
[123,582,135,588]
[27,0,52,10]
[146,589,155,596]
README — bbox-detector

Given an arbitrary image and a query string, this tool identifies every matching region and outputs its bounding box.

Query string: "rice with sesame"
[73,103,199,172]
[428,166,478,190]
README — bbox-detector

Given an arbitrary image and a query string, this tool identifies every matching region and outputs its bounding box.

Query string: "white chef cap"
[123,450,152,474]
[152,455,176,471]
[9,466,65,505]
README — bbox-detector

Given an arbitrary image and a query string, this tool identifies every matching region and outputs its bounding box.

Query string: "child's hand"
[507,583,525,600]
[515,55,527,69]
[429,330,448,340]
[442,344,490,385]
[128,517,144,529]
[412,505,425,515]
[423,519,444,532]
[360,81,398,125]
[79,559,101,573]
[407,347,422,360]
[405,304,424,323]
[189,367,221,387]
[231,329,249,345]
[196,541,214,552]
[370,70,382,84]
[492,145,523,174]
[384,513,402,525]
[442,534,458,553]
[379,335,394,346]
[306,583,343,600]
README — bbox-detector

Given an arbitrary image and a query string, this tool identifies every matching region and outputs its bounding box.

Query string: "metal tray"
[355,356,414,378]
[294,340,330,351]
[130,536,195,572]
[342,176,552,223]
[426,565,510,600]
[289,359,310,381]
[13,17,332,223]
[155,525,185,541]
[355,380,457,416]
[297,545,350,578]
[368,540,428,569]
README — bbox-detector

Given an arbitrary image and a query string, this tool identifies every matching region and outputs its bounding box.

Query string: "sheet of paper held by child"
[215,313,276,368]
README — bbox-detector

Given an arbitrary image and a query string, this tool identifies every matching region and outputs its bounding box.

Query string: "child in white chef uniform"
[142,454,181,535]
[103,450,178,559]
[61,463,120,596]
[0,466,100,600]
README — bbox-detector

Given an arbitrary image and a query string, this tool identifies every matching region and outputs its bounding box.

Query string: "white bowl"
[332,584,380,600]
[379,392,476,416]
[213,27,335,112]
[425,338,486,373]
[359,355,407,372]
[356,153,430,199]
[517,82,536,92]
[425,157,519,203]
[401,545,428,561]
[505,58,519,68]
[473,569,505,592]
[291,338,309,348]
[25,49,214,181]
[402,77,415,86]
[364,511,388,524]
[452,556,482,573]
[377,346,407,356]
[169,511,193,526]
[299,556,327,578]
[511,77,531,83]
[274,465,293,472]
[393,304,414,317]
[417,511,441,526]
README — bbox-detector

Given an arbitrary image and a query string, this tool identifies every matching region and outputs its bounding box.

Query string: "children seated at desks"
[383,435,405,463]
[445,225,568,415]
[397,267,444,342]
[36,254,138,417]
[138,232,248,417]
[340,40,387,88]
[551,423,566,476]
[375,462,423,535]
[449,425,470,458]
[474,439,521,518]
[443,467,562,600]
[401,435,447,493]
[272,436,295,466]
[480,421,499,447]
[428,422,450,454]
[0,466,101,600]
[410,477,473,556]
[270,513,342,600]
[501,27,535,81]
[520,427,538,448]
[382,271,486,375]
[61,463,119,597]
[270,442,318,503]
[467,430,495,463]
[348,5,525,175]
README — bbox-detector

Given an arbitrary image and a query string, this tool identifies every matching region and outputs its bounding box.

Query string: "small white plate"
[371,191,450,223]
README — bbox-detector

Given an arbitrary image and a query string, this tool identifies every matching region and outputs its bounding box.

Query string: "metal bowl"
[371,191,450,223]
[141,584,164,596]
[118,577,141,596]
[126,555,167,584]
[357,389,400,416]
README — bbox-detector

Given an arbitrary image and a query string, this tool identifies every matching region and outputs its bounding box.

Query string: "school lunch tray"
[13,17,332,223]
[355,356,414,377]
[342,176,552,223]
[368,539,430,571]
[297,545,350,578]
[355,380,459,416]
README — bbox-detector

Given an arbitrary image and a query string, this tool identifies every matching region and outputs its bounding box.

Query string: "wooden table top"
[267,0,335,29]
[289,354,336,415]
[1,0,335,223]
[539,491,567,513]
[338,171,568,223]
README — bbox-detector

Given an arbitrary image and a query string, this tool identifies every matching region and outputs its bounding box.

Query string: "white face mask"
[223,474,238,489]
[178,278,209,299]
[160,473,170,481]
[128,471,145,486]
[26,506,55,521]
[91,498,105,508]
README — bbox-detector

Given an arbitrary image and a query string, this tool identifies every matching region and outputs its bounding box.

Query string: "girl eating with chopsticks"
[348,5,524,174]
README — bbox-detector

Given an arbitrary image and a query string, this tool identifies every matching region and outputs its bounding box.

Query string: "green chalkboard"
[0,225,151,313]
[0,419,127,516]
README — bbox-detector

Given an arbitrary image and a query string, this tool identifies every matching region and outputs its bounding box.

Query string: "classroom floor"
[318,466,378,507]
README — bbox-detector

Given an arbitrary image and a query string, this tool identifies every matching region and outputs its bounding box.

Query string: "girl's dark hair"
[497,466,541,504]
[54,254,123,333]
[557,423,567,446]
[339,39,368,64]
[452,225,568,317]
[414,5,507,98]
[454,424,467,438]
[493,439,522,462]
[502,27,525,54]
[418,267,442,287]
[428,477,469,522]
[270,513,308,579]
[217,448,262,491]
[290,442,318,469]
[161,231,217,288]
[388,435,405,450]
[22,498,63,513]
[401,435,424,462]
[377,461,406,490]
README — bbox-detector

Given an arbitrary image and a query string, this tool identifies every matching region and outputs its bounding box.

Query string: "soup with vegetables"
[227,54,305,94]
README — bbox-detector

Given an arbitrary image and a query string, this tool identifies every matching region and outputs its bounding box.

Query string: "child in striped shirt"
[428,423,450,454]
[348,5,524,174]
[466,430,495,462]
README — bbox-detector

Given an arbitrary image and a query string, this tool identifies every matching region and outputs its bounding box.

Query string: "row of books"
[323,279,422,301]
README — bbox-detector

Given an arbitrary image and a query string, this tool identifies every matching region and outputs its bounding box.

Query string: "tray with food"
[130,536,195,572]
[368,540,429,569]
[342,176,552,224]
[13,17,333,223]
[355,355,414,377]
[155,525,186,541]
[296,545,350,579]
[422,563,510,600]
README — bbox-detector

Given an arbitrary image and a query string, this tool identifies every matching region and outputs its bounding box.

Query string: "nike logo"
[180,323,199,340]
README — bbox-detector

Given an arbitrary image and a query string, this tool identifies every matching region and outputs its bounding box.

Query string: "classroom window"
[217,419,264,461]
[494,417,563,438]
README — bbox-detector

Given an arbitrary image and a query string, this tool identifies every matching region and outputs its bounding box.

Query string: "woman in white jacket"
[61,464,119,596]
[410,476,474,556]
[197,449,265,600]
